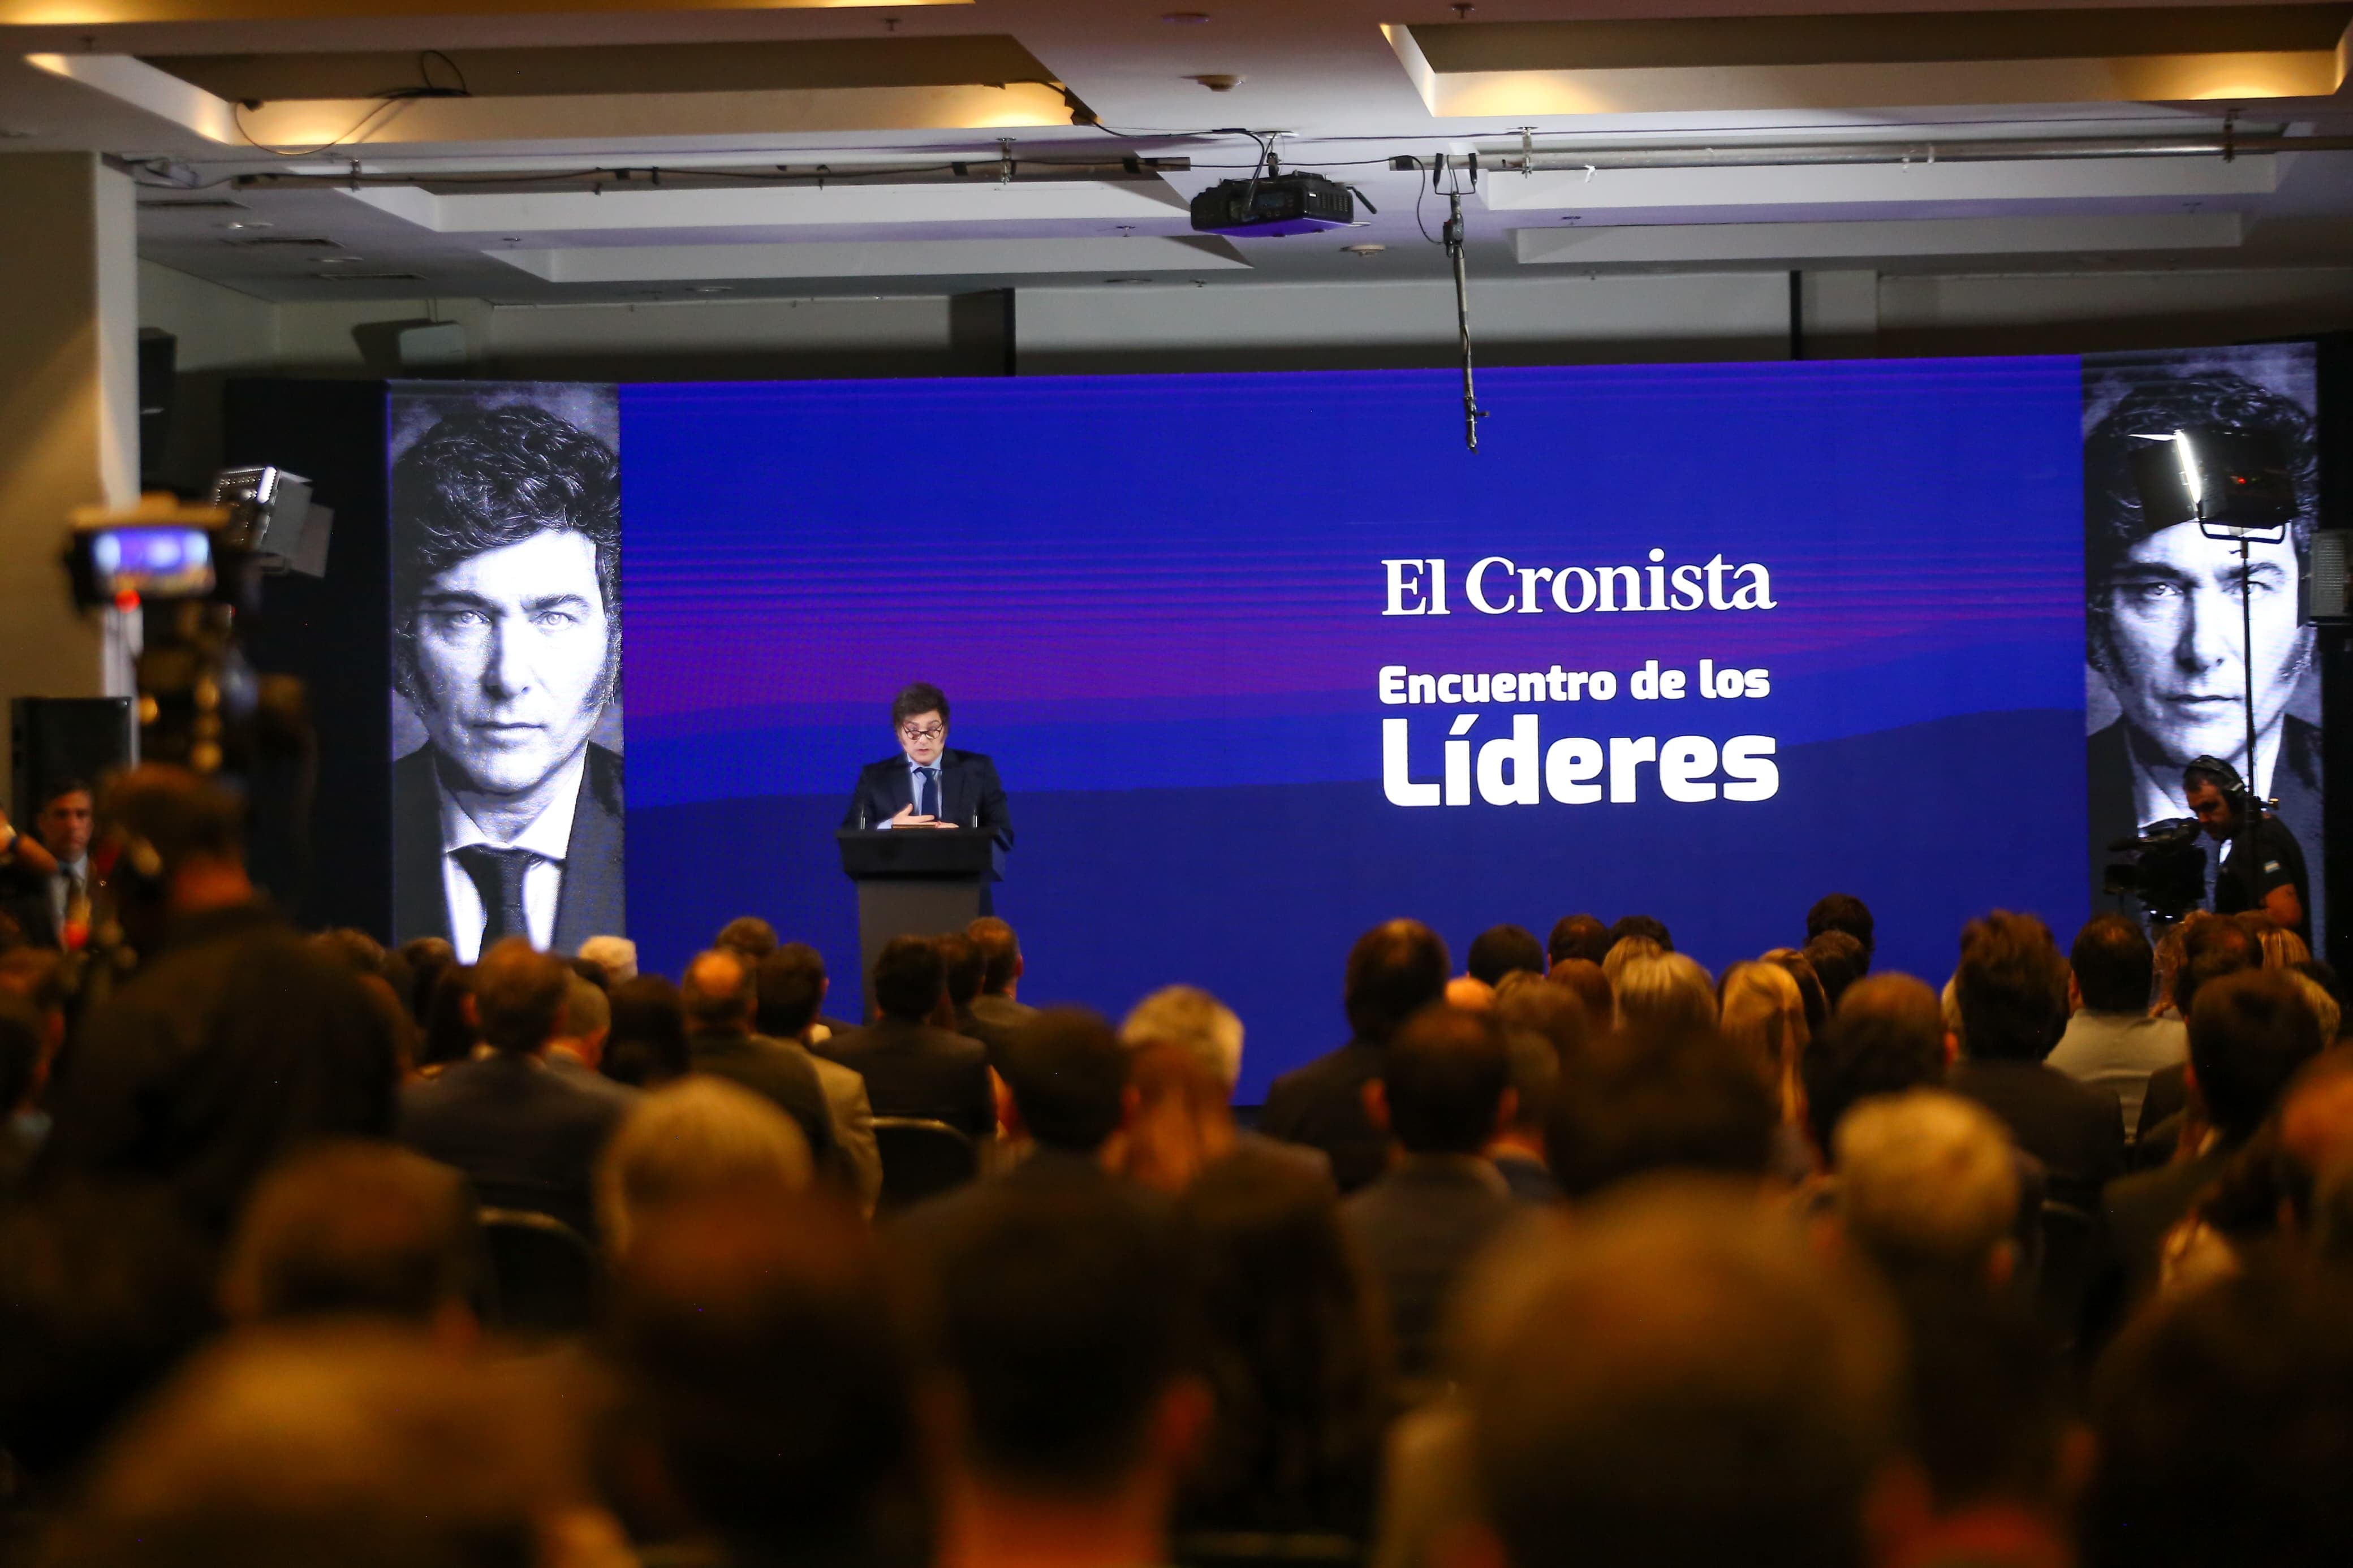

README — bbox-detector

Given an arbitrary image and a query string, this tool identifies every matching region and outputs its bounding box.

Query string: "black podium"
[837,828,1005,1019]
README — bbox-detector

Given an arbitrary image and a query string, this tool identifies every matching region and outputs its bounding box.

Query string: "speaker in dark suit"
[838,682,1014,850]
[389,400,625,958]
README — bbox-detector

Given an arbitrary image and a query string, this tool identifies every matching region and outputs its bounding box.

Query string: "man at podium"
[842,683,1014,847]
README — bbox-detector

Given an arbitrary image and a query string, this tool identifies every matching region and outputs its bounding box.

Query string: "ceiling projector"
[1190,171,1356,236]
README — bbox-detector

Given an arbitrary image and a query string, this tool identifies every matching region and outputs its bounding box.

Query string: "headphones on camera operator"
[2182,755,2262,818]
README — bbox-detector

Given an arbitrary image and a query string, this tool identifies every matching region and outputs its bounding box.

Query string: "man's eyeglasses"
[900,724,946,743]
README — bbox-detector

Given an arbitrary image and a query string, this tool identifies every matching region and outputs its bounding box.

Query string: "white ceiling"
[3,0,2352,304]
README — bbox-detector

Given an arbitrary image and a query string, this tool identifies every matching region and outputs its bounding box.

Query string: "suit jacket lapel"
[552,745,625,953]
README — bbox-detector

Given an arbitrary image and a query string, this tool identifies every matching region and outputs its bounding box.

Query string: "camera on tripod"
[2102,817,2208,922]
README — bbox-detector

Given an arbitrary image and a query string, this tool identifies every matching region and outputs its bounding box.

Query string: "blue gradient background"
[622,361,2087,1102]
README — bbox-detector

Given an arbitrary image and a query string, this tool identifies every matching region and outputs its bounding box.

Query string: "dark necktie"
[455,844,539,948]
[918,766,939,819]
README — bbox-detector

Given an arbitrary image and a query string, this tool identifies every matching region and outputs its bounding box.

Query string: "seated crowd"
[1,768,2351,1568]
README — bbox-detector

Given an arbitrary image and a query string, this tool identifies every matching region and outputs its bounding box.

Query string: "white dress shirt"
[437,749,584,961]
[878,754,945,829]
[48,854,89,933]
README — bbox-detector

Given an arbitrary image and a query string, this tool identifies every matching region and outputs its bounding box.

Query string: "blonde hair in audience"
[1720,961,1809,1126]
[2260,925,2313,971]
[596,1077,812,1255]
[1601,935,1661,987]
[1834,1089,2018,1278]
[1120,984,1245,1088]
[2292,973,2341,1044]
[1613,952,1717,1035]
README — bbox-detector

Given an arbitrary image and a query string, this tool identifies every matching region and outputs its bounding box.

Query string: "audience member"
[1599,934,1661,988]
[984,1007,1137,1192]
[604,1186,917,1568]
[1764,947,1830,1041]
[2257,922,2312,971]
[1119,984,1327,1191]
[900,1183,1206,1568]
[818,936,992,1139]
[1174,1152,1390,1539]
[417,962,479,1072]
[1343,1005,1518,1384]
[576,932,637,985]
[0,991,50,1196]
[594,1078,814,1257]
[0,780,84,952]
[47,1323,615,1568]
[1488,975,1583,1204]
[1467,1180,1902,1568]
[1548,1027,1778,1200]
[1806,892,1876,969]
[965,915,1037,1043]
[1834,1089,2019,1293]
[1802,930,1869,1013]
[1612,950,1717,1035]
[1262,919,1451,1193]
[218,1140,479,1337]
[753,945,882,1211]
[399,936,456,1027]
[36,767,398,1233]
[1718,960,1809,1128]
[0,1191,217,1503]
[604,974,690,1089]
[1945,910,2124,1209]
[1442,974,1494,1010]
[546,972,635,1104]
[1465,924,1545,989]
[1544,956,1611,1023]
[1544,913,1611,969]
[1800,972,1949,1157]
[2291,971,2341,1045]
[679,948,844,1171]
[2049,914,2185,1135]
[2084,1266,2353,1568]
[2098,969,2324,1318]
[939,931,989,1038]
[2133,913,2262,1151]
[714,915,779,961]
[309,926,391,980]
[1608,913,1673,952]
[397,936,632,1239]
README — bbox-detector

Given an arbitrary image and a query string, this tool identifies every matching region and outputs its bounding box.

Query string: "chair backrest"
[2035,1199,2099,1353]
[477,1207,600,1337]
[1173,1532,1364,1568]
[873,1116,977,1211]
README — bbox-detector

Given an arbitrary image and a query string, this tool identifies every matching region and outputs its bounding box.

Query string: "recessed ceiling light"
[317,256,366,265]
[1189,74,1242,91]
[1104,277,1154,284]
[1342,242,1386,256]
[689,284,733,294]
[218,219,273,230]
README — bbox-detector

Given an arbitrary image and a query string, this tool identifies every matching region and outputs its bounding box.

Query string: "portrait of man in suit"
[390,396,623,958]
[841,682,1014,849]
[2082,354,2324,947]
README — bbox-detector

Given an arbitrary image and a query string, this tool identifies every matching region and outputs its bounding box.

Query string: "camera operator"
[2184,756,2309,943]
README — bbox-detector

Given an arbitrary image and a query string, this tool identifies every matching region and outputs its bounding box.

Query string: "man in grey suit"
[755,943,883,1212]
[965,917,1038,1048]
[390,402,623,958]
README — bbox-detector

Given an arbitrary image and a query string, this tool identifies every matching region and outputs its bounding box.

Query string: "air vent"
[223,234,342,247]
[139,196,248,210]
[313,271,426,281]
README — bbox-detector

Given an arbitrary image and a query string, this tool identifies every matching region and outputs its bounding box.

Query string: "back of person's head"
[1494,971,1591,1063]
[1803,973,1947,1151]
[2291,973,2342,1049]
[0,1191,218,1487]
[102,764,244,874]
[0,991,43,1114]
[682,948,757,1034]
[1378,1005,1510,1156]
[220,1142,477,1327]
[1806,894,1876,962]
[605,974,690,1088]
[1615,951,1718,1035]
[2258,923,2312,971]
[596,1078,813,1256]
[908,1183,1198,1498]
[561,974,609,1043]
[1609,913,1673,952]
[998,1008,1131,1152]
[967,915,1023,994]
[2177,912,2257,1017]
[1173,1151,1390,1528]
[1547,913,1612,967]
[419,963,478,1069]
[1894,1285,2070,1519]
[1467,924,1546,988]
[1718,961,1808,1081]
[2072,914,2157,1014]
[1469,1180,1902,1568]
[870,935,945,1023]
[2085,1265,2353,1568]
[1548,1029,1777,1199]
[754,943,829,1040]
[1834,1090,2019,1285]
[1545,957,1613,1024]
[1954,911,2068,1061]
[1601,934,1662,987]
[399,938,455,1026]
[471,937,569,1055]
[2189,969,2324,1144]
[1121,984,1244,1093]
[49,1322,592,1568]
[576,933,637,984]
[1342,919,1450,1046]
[1761,949,1829,1039]
[1800,931,1869,1012]
[2270,1048,2353,1234]
[0,944,68,1016]
[608,1187,914,1568]
[309,927,390,979]
[936,932,985,1010]
[714,915,778,960]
